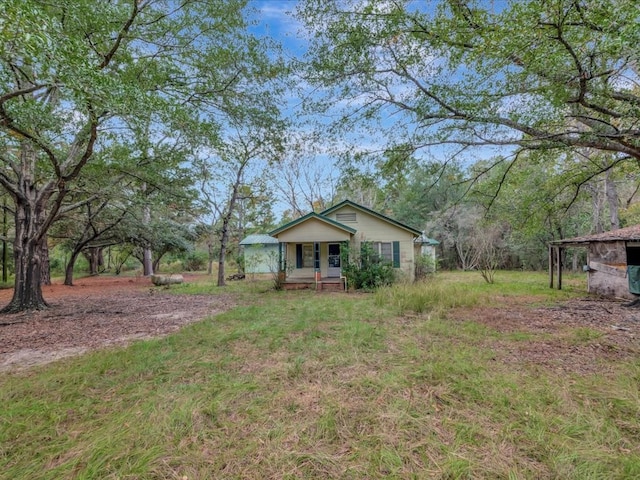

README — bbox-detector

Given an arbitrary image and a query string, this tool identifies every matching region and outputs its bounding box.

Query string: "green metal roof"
[415,235,440,245]
[269,212,357,237]
[320,200,423,236]
[239,234,279,245]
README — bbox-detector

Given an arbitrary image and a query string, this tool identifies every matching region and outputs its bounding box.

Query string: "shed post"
[556,246,562,290]
[549,245,554,288]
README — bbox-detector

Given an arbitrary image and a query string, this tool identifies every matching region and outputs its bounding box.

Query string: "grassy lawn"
[1,271,639,479]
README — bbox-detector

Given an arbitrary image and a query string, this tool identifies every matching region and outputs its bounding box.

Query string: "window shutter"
[392,241,400,268]
[296,244,303,268]
[314,242,320,269]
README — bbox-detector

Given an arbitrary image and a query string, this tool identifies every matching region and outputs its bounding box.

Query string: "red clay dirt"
[0,274,234,372]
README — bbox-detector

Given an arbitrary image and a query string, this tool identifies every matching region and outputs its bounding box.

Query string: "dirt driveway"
[0,275,234,372]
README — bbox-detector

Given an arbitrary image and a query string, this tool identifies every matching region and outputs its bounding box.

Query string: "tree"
[269,131,339,217]
[54,199,128,286]
[0,0,269,312]
[297,0,640,205]
[127,217,196,274]
[198,119,283,287]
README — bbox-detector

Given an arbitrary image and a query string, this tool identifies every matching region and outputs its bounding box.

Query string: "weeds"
[1,271,638,479]
[374,281,481,315]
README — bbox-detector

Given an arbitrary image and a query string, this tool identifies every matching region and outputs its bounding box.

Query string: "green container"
[628,265,640,294]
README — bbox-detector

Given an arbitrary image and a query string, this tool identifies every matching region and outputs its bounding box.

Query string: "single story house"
[268,200,424,288]
[239,234,279,274]
[549,225,640,299]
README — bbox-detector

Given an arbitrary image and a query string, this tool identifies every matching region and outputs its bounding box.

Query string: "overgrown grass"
[2,271,638,479]
[375,270,585,315]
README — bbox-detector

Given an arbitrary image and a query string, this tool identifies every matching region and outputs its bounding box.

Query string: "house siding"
[277,218,352,243]
[243,244,279,274]
[325,206,417,281]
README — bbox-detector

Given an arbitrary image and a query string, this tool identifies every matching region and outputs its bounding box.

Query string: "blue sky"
[239,0,514,218]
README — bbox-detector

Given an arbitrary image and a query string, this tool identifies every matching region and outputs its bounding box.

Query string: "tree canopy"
[298,0,640,175]
[0,0,282,311]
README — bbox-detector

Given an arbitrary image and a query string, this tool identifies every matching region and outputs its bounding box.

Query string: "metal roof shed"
[549,225,640,299]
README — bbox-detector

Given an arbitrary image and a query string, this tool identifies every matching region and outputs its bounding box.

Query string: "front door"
[327,243,341,277]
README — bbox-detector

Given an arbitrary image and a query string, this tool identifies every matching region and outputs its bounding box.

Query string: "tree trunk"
[141,188,153,276]
[40,239,51,286]
[64,250,81,286]
[605,169,620,230]
[217,219,229,287]
[142,247,153,276]
[2,202,48,312]
[2,197,8,283]
[0,142,64,312]
[590,182,605,234]
[217,175,244,286]
[85,247,103,275]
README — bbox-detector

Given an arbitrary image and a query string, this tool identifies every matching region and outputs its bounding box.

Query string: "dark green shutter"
[296,244,302,268]
[392,241,400,268]
[314,242,320,269]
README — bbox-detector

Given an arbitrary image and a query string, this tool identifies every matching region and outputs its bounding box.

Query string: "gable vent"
[336,212,357,222]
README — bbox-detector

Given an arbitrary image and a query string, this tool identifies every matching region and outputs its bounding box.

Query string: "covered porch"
[270,212,356,291]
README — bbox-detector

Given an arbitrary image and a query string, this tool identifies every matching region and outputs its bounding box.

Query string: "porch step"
[282,280,345,291]
[317,281,345,292]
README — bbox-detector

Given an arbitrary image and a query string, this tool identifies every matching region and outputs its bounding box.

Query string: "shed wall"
[587,241,631,299]
[243,244,279,274]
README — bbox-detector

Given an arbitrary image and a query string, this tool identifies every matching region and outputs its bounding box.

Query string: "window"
[296,243,315,268]
[336,212,357,222]
[367,241,400,268]
[302,244,314,268]
[373,242,393,263]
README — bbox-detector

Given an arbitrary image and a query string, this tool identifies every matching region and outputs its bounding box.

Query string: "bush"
[181,251,207,271]
[341,241,396,290]
[415,253,436,280]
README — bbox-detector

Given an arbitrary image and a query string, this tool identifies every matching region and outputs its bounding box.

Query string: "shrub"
[415,253,436,280]
[341,241,396,290]
[181,251,207,271]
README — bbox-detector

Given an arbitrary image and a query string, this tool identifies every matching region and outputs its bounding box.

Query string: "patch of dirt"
[449,297,640,375]
[0,275,234,372]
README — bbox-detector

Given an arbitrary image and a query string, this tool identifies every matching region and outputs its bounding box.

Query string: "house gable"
[269,213,355,243]
[321,200,421,280]
[321,200,422,238]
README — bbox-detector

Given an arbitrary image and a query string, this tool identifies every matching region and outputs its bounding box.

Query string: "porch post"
[278,242,286,283]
